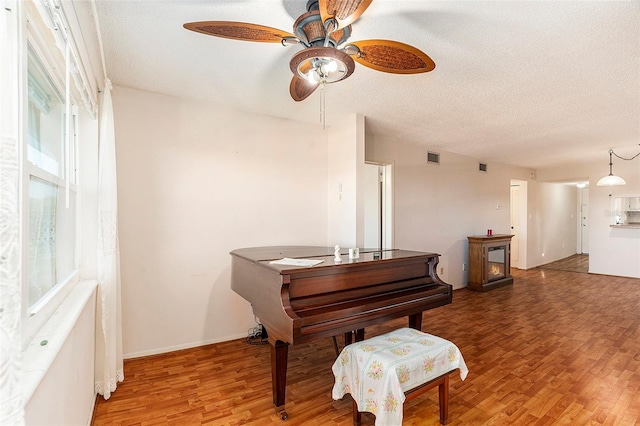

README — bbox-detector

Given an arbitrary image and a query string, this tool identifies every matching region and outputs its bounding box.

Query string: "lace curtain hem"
[95,369,125,400]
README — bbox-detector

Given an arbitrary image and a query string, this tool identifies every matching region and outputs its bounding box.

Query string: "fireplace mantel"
[467,234,514,292]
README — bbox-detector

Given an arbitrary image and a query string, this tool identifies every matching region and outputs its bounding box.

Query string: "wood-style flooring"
[92,268,640,425]
[537,254,589,274]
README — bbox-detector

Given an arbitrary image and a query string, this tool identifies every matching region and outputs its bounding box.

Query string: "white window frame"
[21,1,81,347]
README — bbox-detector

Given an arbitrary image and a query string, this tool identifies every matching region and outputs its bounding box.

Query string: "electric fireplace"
[467,234,514,292]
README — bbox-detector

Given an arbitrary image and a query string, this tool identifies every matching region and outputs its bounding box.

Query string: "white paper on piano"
[269,257,324,267]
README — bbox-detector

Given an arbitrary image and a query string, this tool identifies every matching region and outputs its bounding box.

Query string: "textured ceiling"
[94,0,640,170]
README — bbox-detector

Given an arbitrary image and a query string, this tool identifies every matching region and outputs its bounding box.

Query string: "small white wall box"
[349,248,360,259]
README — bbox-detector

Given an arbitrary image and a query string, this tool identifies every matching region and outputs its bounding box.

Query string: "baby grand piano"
[230,246,453,420]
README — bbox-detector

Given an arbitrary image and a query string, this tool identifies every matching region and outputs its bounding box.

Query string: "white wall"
[112,84,635,362]
[327,114,365,248]
[112,86,329,357]
[365,134,533,289]
[538,158,640,278]
[588,158,640,278]
[524,181,578,268]
[110,87,638,361]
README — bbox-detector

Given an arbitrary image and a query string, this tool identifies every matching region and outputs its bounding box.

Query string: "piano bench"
[331,328,469,425]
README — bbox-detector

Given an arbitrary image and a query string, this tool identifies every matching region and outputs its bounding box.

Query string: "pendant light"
[596,149,626,186]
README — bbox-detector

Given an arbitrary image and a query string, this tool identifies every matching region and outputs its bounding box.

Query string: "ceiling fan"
[183,0,435,102]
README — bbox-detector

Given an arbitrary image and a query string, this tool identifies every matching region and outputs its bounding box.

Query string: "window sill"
[22,279,97,404]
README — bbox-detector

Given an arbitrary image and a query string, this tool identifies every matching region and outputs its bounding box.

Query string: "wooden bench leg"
[352,396,361,425]
[350,369,453,425]
[438,374,450,425]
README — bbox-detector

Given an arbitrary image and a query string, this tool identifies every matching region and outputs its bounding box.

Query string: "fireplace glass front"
[487,246,506,282]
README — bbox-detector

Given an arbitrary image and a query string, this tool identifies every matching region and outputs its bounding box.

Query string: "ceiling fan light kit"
[290,47,354,84]
[183,0,436,105]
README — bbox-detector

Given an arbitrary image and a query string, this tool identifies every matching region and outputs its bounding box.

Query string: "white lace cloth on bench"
[332,328,469,426]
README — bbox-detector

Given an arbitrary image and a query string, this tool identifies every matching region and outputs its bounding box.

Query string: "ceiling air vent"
[479,162,488,173]
[427,151,440,165]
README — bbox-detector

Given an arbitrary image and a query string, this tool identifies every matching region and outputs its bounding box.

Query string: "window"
[27,177,77,308]
[26,48,65,176]
[23,40,79,343]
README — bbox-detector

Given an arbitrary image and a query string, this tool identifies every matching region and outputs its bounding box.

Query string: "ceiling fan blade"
[346,40,435,74]
[183,21,296,43]
[290,75,318,102]
[319,0,373,30]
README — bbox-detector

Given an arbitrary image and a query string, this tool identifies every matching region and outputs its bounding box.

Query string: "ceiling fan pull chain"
[320,82,326,130]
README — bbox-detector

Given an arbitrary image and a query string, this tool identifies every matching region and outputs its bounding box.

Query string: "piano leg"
[344,331,353,346]
[343,328,365,347]
[271,340,289,420]
[409,312,423,331]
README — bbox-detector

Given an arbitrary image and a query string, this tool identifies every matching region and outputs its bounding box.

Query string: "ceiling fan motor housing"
[307,0,320,11]
[293,10,351,48]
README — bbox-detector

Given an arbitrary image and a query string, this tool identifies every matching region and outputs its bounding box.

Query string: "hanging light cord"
[611,144,640,161]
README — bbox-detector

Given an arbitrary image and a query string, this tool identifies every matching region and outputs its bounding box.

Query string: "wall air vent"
[427,151,440,165]
[479,162,488,173]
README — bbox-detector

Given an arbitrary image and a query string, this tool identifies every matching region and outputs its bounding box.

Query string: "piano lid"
[230,246,440,274]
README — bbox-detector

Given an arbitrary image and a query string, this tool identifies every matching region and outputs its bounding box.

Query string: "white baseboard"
[123,332,249,359]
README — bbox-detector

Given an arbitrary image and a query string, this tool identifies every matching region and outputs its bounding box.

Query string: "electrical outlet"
[440,267,444,275]
[462,263,467,271]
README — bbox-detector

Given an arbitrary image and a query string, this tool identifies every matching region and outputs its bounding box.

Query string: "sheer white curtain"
[1,2,25,424]
[95,78,124,399]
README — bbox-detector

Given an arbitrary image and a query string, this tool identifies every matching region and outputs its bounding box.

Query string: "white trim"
[27,270,79,315]
[124,333,250,360]
[26,10,65,97]
[23,271,80,346]
[26,161,79,191]
[65,41,70,207]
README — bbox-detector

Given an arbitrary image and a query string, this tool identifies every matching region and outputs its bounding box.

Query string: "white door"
[580,188,589,254]
[510,185,520,267]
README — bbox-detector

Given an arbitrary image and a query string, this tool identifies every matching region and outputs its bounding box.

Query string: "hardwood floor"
[92,268,640,425]
[537,254,589,274]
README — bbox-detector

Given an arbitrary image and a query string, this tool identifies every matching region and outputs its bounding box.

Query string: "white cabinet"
[614,196,640,225]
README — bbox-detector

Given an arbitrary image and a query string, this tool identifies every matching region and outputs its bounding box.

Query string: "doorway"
[510,185,520,268]
[578,186,589,254]
[364,163,393,249]
[510,179,528,269]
